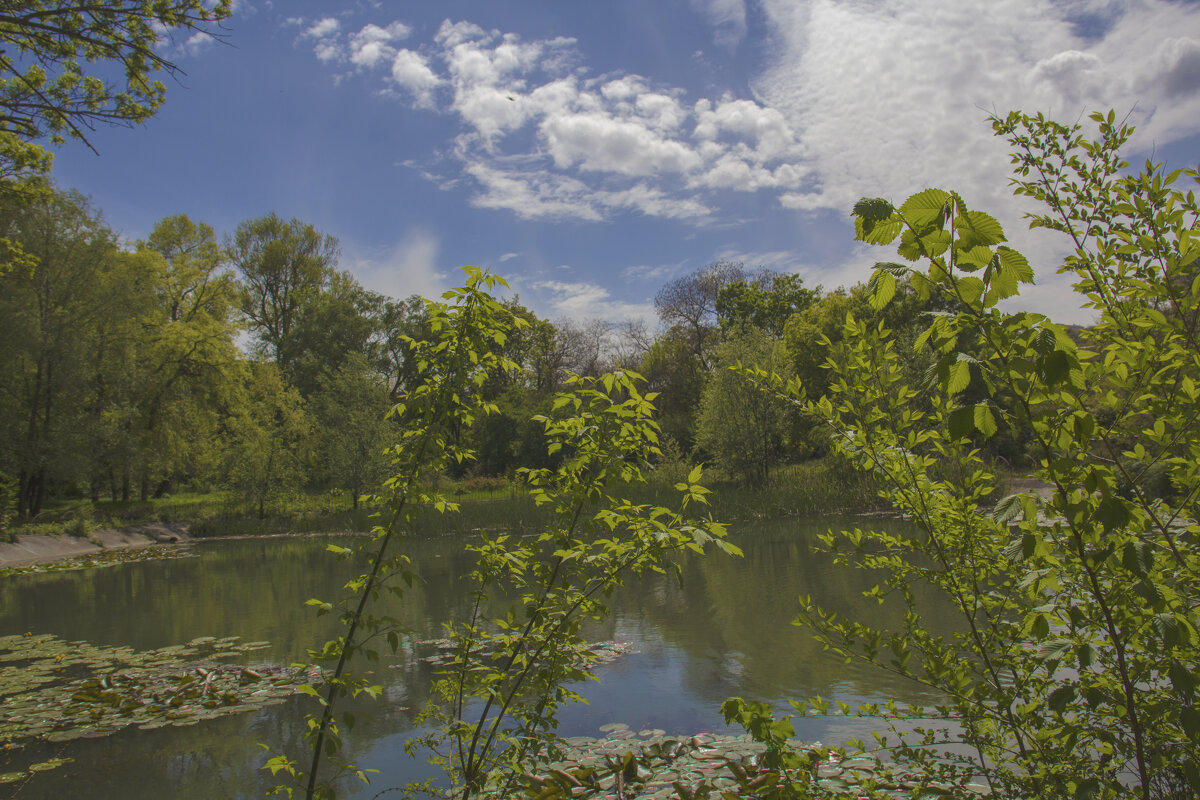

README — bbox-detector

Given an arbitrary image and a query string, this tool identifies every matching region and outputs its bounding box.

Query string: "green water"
[0,515,954,798]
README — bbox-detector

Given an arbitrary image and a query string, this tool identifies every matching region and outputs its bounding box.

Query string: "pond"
[0,514,954,798]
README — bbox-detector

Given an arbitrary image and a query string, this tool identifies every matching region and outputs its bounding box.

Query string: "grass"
[2,458,884,543]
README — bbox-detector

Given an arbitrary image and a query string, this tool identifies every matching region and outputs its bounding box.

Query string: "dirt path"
[0,523,190,568]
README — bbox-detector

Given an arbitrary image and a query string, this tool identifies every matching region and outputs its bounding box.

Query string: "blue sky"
[48,0,1200,326]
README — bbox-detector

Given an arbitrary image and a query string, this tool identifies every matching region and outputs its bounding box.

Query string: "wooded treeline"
[0,182,996,519]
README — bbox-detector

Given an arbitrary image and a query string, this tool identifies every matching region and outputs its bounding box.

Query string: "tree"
[639,327,706,450]
[310,353,391,509]
[716,271,818,336]
[0,1,231,159]
[695,325,791,485]
[0,1,232,274]
[0,183,118,515]
[726,111,1200,798]
[230,213,339,372]
[99,215,240,499]
[654,260,746,368]
[287,270,385,399]
[225,362,311,520]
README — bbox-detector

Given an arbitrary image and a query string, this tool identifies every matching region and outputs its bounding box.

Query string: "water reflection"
[0,515,952,799]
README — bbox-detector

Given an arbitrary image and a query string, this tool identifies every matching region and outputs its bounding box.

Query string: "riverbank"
[0,523,190,568]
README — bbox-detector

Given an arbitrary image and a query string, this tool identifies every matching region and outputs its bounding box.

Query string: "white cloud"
[498,252,521,262]
[749,0,1200,323]
[390,49,442,107]
[351,229,448,302]
[690,0,748,49]
[349,21,412,69]
[305,18,808,222]
[303,6,1200,322]
[527,279,655,324]
[302,17,340,40]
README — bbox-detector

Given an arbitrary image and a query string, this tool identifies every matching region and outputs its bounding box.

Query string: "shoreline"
[0,523,190,568]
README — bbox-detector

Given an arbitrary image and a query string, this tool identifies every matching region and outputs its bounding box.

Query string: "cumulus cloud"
[305,18,809,222]
[745,0,1200,321]
[348,21,412,68]
[302,17,340,40]
[303,5,1200,322]
[753,0,1200,214]
[391,49,442,107]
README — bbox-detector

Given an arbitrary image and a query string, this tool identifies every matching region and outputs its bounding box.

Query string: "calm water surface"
[0,515,952,798]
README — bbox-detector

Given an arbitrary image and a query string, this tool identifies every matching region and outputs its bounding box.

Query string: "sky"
[48,0,1200,327]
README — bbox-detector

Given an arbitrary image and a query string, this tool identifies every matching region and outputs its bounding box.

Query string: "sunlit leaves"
[747,109,1200,798]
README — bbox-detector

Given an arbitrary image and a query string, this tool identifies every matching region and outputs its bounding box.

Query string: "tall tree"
[225,361,311,520]
[310,353,391,509]
[287,270,385,398]
[0,184,117,515]
[128,214,240,497]
[695,325,792,485]
[716,271,818,336]
[654,260,746,368]
[230,213,338,372]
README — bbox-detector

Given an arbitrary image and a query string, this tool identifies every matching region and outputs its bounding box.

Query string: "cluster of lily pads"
[522,727,983,799]
[0,632,313,785]
[0,544,196,578]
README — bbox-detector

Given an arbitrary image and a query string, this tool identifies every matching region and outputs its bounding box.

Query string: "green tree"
[128,214,240,497]
[639,327,705,450]
[225,362,311,520]
[288,271,386,399]
[696,325,791,485]
[716,271,818,336]
[310,352,391,509]
[0,184,117,515]
[728,111,1200,799]
[0,1,232,273]
[230,213,339,372]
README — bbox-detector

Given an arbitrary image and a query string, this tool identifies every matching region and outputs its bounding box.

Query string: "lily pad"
[0,632,315,781]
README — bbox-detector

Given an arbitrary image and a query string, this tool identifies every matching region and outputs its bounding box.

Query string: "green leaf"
[898,188,951,227]
[852,198,898,244]
[1120,538,1152,575]
[1099,501,1132,537]
[948,406,975,439]
[946,359,971,395]
[1180,705,1200,742]
[1037,638,1072,662]
[868,270,896,311]
[1048,685,1076,712]
[973,403,998,437]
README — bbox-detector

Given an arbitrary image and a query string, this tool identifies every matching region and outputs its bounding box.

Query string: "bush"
[729,111,1200,798]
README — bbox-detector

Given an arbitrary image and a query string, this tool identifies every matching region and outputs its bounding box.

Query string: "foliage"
[0,0,231,274]
[654,260,748,368]
[230,212,340,372]
[309,353,392,510]
[717,272,818,337]
[696,325,792,486]
[0,184,117,515]
[0,1,231,154]
[224,362,312,520]
[412,371,738,800]
[261,267,526,800]
[738,110,1200,799]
